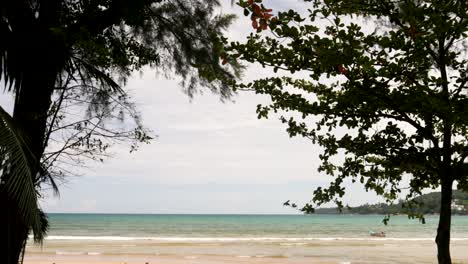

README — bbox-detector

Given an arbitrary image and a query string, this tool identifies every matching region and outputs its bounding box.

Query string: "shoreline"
[28,214,468,263]
[25,239,468,264]
[35,235,468,241]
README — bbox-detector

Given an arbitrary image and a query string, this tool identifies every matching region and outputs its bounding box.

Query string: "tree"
[227,1,467,263]
[0,1,239,263]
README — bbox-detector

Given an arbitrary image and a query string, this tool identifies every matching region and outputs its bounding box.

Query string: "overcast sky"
[3,1,387,214]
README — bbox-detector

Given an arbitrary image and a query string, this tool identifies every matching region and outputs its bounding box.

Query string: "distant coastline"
[315,190,468,215]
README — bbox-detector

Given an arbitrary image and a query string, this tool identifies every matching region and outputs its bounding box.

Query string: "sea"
[25,214,468,262]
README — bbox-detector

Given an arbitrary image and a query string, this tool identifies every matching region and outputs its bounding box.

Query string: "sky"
[2,0,387,214]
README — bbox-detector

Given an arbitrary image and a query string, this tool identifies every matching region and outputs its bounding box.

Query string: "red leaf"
[252,19,259,29]
[338,64,348,74]
[252,4,262,16]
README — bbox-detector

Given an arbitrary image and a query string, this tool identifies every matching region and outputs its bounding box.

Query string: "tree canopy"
[0,1,239,262]
[227,0,467,263]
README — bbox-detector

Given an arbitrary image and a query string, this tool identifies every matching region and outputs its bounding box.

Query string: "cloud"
[4,1,391,214]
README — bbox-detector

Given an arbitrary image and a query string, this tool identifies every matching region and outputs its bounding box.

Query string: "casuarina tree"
[226,1,467,263]
[0,1,239,263]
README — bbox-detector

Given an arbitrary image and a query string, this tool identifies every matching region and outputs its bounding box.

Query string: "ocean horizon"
[37,213,468,240]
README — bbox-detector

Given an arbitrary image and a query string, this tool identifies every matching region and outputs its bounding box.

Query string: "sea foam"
[41,236,468,242]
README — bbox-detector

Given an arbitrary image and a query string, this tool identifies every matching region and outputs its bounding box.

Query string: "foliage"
[228,0,467,211]
[228,1,467,261]
[0,107,48,242]
[0,0,239,245]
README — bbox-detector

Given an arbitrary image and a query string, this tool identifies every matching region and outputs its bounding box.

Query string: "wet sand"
[25,239,468,264]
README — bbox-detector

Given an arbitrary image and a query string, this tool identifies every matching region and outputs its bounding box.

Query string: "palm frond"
[0,106,46,242]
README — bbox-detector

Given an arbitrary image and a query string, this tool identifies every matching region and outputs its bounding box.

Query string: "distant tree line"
[315,191,468,215]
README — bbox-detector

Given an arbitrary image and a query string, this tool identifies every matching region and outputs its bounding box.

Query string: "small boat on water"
[369,231,386,237]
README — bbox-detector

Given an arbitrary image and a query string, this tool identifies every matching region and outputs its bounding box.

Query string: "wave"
[56,251,85,255]
[40,236,468,242]
[55,251,101,256]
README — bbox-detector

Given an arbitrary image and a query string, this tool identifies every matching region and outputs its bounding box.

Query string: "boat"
[369,231,386,237]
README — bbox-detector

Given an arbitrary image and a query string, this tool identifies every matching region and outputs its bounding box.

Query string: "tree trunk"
[436,179,453,264]
[0,2,65,262]
[0,73,55,263]
[0,189,30,264]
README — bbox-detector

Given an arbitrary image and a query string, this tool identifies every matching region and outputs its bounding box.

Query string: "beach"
[24,239,468,263]
[24,214,468,264]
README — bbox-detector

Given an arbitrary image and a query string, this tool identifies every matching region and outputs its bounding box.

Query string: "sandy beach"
[23,214,468,264]
[25,239,468,264]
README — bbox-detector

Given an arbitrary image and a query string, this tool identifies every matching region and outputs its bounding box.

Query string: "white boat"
[369,231,386,237]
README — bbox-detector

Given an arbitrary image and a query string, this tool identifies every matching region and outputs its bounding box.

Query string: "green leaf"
[0,106,46,242]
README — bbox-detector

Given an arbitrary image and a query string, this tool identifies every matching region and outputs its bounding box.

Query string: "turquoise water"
[46,213,468,240]
[26,214,468,261]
